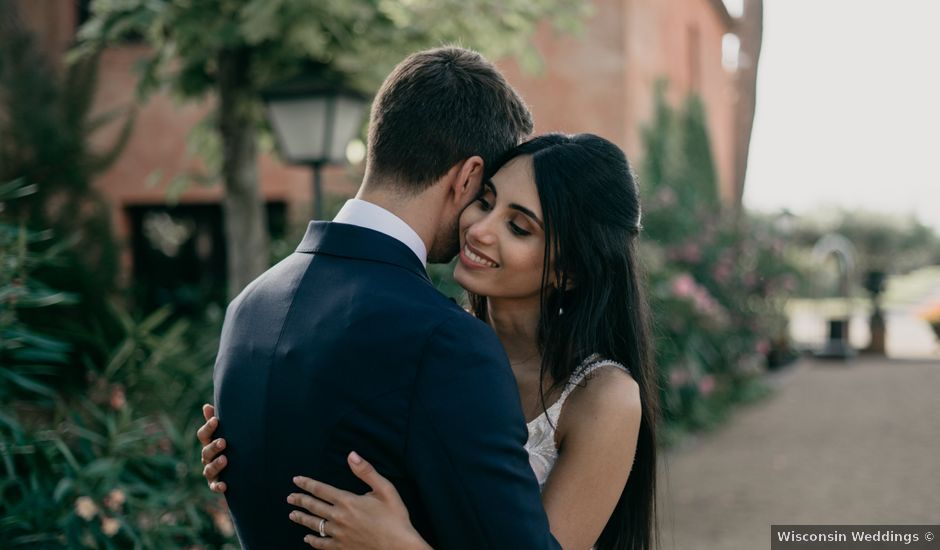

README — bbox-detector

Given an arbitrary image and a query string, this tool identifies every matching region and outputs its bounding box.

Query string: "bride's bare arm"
[539,367,642,549]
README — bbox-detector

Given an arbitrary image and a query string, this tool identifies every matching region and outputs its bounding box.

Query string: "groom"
[213,47,560,549]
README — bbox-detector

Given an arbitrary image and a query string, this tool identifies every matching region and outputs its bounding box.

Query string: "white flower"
[101,516,120,537]
[105,488,126,511]
[74,496,98,521]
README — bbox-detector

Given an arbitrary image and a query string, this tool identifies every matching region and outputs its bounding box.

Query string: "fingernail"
[217,440,225,449]
[290,511,297,520]
[219,456,226,464]
[349,451,362,465]
[286,494,294,503]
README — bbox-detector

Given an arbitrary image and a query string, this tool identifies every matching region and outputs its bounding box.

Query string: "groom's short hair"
[367,46,533,192]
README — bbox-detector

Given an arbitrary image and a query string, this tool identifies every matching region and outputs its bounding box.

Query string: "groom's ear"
[450,155,485,206]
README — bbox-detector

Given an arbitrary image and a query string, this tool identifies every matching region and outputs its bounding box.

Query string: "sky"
[740,0,940,231]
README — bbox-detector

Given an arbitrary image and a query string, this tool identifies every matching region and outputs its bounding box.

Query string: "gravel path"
[656,357,940,550]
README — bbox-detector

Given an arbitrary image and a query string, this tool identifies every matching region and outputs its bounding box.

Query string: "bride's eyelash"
[509,222,530,236]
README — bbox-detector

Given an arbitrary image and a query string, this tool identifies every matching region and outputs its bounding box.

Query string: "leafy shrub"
[639,83,800,440]
[1,180,235,548]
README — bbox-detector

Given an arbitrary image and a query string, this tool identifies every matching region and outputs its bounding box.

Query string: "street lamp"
[262,78,368,220]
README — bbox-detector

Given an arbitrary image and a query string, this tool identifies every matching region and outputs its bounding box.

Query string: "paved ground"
[656,356,940,550]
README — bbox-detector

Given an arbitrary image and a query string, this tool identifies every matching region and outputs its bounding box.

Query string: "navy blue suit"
[214,221,559,549]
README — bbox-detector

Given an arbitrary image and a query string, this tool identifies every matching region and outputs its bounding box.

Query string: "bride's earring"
[556,273,568,316]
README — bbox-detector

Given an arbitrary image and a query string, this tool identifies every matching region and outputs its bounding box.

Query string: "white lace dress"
[524,355,632,490]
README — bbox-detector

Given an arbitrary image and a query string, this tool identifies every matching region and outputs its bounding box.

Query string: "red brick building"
[501,0,737,202]
[12,0,740,295]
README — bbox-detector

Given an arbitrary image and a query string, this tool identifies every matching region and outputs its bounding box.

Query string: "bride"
[197,133,659,550]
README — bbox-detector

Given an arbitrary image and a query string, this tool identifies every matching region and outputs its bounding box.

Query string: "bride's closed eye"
[509,220,531,237]
[476,194,493,211]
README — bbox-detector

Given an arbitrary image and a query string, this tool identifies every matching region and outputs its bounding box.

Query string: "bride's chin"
[453,269,485,296]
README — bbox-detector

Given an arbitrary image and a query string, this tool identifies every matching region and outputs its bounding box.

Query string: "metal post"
[312,162,324,220]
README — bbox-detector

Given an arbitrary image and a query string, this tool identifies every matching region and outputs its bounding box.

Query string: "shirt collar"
[332,199,428,267]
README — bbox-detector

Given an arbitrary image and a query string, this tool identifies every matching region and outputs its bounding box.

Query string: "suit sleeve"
[405,314,561,550]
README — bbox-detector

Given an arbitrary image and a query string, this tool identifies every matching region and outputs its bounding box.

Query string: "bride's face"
[454,155,547,302]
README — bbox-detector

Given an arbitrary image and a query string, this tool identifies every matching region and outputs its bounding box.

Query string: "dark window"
[126,202,287,314]
[76,0,91,27]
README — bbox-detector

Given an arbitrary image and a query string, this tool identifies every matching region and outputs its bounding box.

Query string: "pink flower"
[712,263,732,285]
[109,385,126,411]
[104,489,126,512]
[756,340,771,355]
[656,187,677,207]
[698,375,716,397]
[692,288,713,313]
[671,273,696,298]
[680,243,702,263]
[669,369,691,387]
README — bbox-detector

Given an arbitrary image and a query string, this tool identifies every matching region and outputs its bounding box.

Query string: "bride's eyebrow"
[485,178,543,228]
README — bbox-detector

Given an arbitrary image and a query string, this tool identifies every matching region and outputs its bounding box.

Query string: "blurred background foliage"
[0,4,133,380]
[636,82,799,441]
[1,180,232,547]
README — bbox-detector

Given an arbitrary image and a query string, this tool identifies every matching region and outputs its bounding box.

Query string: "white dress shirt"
[332,198,428,267]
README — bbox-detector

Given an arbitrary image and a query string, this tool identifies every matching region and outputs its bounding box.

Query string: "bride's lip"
[460,243,499,269]
[466,243,498,265]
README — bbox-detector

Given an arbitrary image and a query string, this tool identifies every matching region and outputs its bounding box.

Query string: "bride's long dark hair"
[467,133,658,550]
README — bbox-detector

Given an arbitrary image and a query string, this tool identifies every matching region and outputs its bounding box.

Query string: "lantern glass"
[265,93,366,165]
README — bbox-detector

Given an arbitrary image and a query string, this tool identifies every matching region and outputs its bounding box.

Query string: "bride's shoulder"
[561,361,641,435]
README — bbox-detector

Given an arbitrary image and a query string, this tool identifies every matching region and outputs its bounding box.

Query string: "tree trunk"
[732,0,763,213]
[218,48,269,300]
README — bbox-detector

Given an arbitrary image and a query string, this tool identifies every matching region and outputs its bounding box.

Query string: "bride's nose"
[466,216,497,247]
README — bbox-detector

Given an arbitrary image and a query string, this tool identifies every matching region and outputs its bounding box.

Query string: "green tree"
[0,1,132,293]
[1,0,134,359]
[640,81,720,245]
[76,0,589,298]
[791,209,940,276]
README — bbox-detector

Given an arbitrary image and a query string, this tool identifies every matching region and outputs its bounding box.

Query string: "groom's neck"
[355,182,443,257]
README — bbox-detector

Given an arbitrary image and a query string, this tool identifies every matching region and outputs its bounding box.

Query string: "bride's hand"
[288,452,431,550]
[196,403,228,493]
